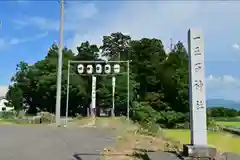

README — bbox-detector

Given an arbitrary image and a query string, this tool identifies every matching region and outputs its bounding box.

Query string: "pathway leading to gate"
[0,125,116,160]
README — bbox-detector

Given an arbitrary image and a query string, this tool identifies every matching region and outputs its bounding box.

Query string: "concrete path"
[0,125,115,160]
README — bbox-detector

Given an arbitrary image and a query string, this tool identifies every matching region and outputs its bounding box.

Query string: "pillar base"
[182,144,217,159]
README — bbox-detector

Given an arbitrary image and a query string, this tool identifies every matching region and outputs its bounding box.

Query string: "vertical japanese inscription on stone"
[188,29,207,146]
[191,35,205,111]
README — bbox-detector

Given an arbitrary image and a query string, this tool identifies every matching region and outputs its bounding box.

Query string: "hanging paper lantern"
[86,65,93,74]
[77,64,84,74]
[104,64,111,74]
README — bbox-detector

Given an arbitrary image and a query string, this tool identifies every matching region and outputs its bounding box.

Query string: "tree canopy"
[207,107,240,117]
[6,32,192,128]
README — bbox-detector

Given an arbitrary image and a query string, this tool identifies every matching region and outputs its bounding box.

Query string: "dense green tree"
[6,32,193,128]
[101,32,131,60]
[6,84,24,111]
[159,41,189,113]
[208,107,239,117]
[6,61,29,112]
[100,32,133,116]
[129,38,168,110]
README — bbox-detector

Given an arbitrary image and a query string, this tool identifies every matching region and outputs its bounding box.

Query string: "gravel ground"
[0,125,116,160]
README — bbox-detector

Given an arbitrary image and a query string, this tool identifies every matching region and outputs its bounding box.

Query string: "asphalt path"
[0,125,115,160]
[2,125,239,160]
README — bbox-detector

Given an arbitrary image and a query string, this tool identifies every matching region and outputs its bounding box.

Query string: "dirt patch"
[69,117,179,160]
[71,117,182,160]
[103,129,184,160]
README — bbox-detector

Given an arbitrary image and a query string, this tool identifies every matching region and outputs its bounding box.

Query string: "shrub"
[37,112,55,123]
[0,111,15,119]
[131,101,188,129]
[207,116,216,127]
[131,101,160,125]
[157,111,187,128]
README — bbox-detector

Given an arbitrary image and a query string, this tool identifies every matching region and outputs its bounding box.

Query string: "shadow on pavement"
[164,151,184,160]
[133,148,183,160]
[133,148,156,153]
[73,153,127,160]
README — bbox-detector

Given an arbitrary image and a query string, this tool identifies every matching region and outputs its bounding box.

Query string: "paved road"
[147,151,181,160]
[0,125,115,160]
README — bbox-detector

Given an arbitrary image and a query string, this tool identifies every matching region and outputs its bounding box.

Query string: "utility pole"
[55,0,64,127]
[127,60,130,120]
[170,38,173,51]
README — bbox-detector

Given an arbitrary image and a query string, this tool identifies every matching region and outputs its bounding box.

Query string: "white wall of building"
[0,98,13,112]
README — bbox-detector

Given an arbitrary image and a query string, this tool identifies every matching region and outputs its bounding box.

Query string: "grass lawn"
[0,119,49,125]
[0,119,16,124]
[164,129,240,154]
[215,121,240,127]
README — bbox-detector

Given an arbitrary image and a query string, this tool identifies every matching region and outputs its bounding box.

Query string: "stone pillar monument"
[182,28,217,159]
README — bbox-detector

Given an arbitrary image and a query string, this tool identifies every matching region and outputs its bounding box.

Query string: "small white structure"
[0,97,13,112]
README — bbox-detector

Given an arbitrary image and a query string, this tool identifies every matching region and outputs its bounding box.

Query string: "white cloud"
[62,1,240,55]
[65,3,98,20]
[16,0,29,6]
[206,75,240,88]
[15,1,240,53]
[62,1,219,48]
[206,75,240,101]
[0,85,8,97]
[13,17,58,31]
[12,1,240,54]
[63,1,240,101]
[8,32,48,45]
[9,38,20,45]
[13,2,98,32]
[232,44,240,50]
[0,32,48,50]
[16,0,28,3]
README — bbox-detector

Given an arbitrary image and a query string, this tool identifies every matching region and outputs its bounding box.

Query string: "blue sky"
[0,1,240,101]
